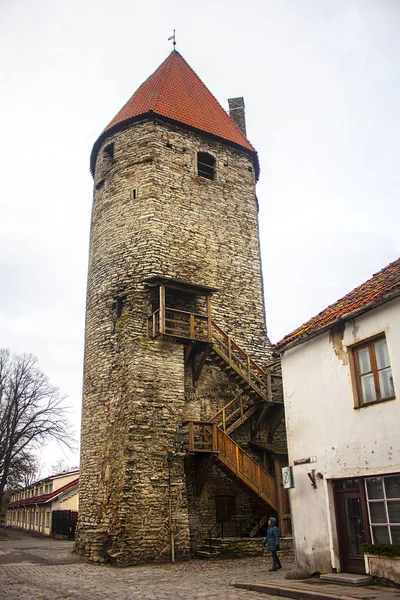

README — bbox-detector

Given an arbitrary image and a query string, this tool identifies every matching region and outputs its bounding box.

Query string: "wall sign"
[282,466,295,489]
[293,456,317,466]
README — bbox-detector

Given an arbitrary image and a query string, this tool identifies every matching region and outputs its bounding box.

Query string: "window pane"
[369,502,387,523]
[378,368,395,399]
[372,526,390,544]
[345,497,363,555]
[367,477,384,499]
[391,526,400,544]
[357,347,371,374]
[375,339,390,369]
[387,502,400,524]
[385,476,400,499]
[361,374,377,403]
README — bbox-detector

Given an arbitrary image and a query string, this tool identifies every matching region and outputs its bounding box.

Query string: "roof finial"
[168,29,176,49]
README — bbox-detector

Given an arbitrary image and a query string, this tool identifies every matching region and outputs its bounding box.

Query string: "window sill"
[354,395,396,409]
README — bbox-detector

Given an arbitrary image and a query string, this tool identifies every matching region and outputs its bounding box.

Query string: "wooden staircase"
[182,320,282,512]
[210,322,281,404]
[210,392,259,435]
[185,420,278,510]
[147,302,283,512]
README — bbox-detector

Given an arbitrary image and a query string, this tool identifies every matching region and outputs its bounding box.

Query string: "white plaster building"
[6,469,79,537]
[277,258,400,575]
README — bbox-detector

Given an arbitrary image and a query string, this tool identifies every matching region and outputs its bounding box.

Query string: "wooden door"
[215,495,236,537]
[334,478,370,573]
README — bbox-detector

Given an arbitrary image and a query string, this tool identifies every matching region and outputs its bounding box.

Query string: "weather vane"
[168,29,176,48]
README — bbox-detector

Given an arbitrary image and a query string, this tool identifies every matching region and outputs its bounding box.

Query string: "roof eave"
[277,288,400,354]
[90,112,260,180]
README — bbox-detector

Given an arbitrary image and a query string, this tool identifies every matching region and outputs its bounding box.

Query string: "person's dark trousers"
[270,550,282,570]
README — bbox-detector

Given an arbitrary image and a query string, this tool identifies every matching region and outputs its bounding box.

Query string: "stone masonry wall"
[76,117,274,565]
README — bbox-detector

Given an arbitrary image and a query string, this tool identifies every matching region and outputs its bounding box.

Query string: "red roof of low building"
[90,50,258,176]
[7,478,79,509]
[277,257,400,351]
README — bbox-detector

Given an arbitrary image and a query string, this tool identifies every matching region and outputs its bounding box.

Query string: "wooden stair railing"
[185,420,277,510]
[210,392,259,435]
[210,322,281,404]
[147,306,282,404]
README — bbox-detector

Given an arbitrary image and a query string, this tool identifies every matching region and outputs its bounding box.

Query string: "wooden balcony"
[147,307,211,342]
[145,279,213,343]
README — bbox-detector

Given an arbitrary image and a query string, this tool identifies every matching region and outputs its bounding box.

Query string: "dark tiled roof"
[90,51,258,175]
[7,478,79,508]
[278,257,400,350]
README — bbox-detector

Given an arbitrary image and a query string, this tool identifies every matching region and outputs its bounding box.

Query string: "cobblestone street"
[0,530,290,599]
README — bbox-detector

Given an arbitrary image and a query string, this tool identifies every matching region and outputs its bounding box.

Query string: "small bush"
[361,543,400,558]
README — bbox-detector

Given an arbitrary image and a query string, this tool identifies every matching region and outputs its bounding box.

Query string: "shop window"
[351,335,395,407]
[366,475,400,544]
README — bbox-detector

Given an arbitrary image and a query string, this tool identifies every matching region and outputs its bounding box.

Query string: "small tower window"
[197,152,215,180]
[112,296,125,319]
[103,143,114,161]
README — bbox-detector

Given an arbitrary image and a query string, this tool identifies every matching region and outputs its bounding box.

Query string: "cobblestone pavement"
[0,529,291,599]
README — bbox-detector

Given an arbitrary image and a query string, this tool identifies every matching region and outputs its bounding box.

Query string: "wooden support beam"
[188,421,194,451]
[206,296,212,342]
[159,285,165,334]
[185,341,194,366]
[189,313,195,339]
[253,403,270,438]
[267,373,272,403]
[267,405,285,444]
[212,423,218,452]
[193,345,211,385]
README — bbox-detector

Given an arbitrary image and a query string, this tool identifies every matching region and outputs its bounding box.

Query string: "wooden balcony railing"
[147,308,211,342]
[185,420,277,510]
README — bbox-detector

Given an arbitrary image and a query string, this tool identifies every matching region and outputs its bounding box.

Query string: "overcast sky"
[1,0,399,473]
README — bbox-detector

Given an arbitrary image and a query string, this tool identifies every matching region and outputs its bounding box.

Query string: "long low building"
[6,469,79,537]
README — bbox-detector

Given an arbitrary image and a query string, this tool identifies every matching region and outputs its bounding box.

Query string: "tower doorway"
[215,494,236,537]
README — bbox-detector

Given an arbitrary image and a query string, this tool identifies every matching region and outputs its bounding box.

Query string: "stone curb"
[233,582,363,600]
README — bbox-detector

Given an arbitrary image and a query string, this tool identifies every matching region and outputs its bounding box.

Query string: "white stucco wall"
[281,296,400,574]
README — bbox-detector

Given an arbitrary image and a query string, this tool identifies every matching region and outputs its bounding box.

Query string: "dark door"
[215,495,236,537]
[334,478,370,573]
[52,510,79,539]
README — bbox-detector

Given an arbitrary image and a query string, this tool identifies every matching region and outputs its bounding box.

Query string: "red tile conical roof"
[90,51,258,176]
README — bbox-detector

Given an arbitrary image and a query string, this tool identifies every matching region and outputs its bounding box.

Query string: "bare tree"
[0,349,74,503]
[6,451,42,491]
[51,458,71,476]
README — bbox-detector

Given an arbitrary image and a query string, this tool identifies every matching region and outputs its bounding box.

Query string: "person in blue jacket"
[264,516,282,571]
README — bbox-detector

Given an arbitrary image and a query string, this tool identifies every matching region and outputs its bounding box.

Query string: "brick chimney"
[228,97,247,137]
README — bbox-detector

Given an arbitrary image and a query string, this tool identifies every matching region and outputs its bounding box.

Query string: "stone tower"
[76,50,284,565]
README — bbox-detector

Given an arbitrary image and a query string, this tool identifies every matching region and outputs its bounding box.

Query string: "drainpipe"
[167,458,175,563]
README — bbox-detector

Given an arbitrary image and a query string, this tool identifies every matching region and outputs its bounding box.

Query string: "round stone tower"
[76,50,276,565]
